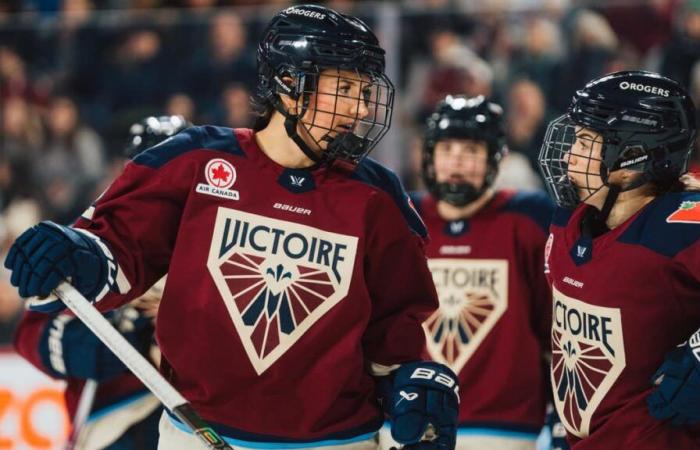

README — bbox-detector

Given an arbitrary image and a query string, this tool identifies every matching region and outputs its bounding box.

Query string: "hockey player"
[4,5,459,450]
[538,70,700,448]
[12,116,189,450]
[379,95,554,450]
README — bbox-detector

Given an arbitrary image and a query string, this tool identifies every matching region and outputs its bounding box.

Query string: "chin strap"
[597,183,621,224]
[283,115,322,163]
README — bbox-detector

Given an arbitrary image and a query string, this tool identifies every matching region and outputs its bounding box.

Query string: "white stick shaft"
[65,379,98,450]
[53,282,187,410]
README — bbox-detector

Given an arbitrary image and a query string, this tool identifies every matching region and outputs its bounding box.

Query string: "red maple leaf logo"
[210,164,231,186]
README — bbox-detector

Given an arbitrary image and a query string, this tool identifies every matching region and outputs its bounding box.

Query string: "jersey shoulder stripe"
[133,125,245,169]
[618,191,700,257]
[551,206,574,228]
[408,191,428,216]
[351,158,427,238]
[499,190,555,232]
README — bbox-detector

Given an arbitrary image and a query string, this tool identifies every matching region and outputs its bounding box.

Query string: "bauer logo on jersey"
[666,201,700,224]
[551,287,625,438]
[423,259,508,374]
[196,158,240,200]
[207,208,358,375]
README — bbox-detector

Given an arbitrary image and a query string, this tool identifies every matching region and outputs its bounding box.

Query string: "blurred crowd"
[1,0,700,340]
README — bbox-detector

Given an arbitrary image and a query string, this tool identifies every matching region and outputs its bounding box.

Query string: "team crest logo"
[196,158,240,200]
[551,287,625,438]
[423,259,508,374]
[207,208,357,374]
[666,201,700,224]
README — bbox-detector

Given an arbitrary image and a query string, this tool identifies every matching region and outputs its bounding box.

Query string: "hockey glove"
[4,221,117,312]
[389,361,459,450]
[545,403,570,450]
[647,328,700,425]
[39,308,153,381]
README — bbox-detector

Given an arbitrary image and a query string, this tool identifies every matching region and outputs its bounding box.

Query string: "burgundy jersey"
[67,126,437,444]
[546,192,700,449]
[413,191,553,438]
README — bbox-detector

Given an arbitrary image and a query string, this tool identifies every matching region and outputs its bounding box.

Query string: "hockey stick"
[52,282,233,450]
[64,379,98,450]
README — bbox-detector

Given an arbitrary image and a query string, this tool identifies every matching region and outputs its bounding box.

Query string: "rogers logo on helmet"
[618,81,670,97]
[284,7,326,20]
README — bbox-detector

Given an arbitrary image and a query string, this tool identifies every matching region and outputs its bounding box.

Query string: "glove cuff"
[393,361,459,399]
[74,228,132,300]
[38,314,75,379]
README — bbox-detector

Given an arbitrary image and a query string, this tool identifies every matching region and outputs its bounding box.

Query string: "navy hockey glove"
[545,403,570,450]
[647,328,700,425]
[4,221,117,312]
[39,308,153,381]
[390,361,459,450]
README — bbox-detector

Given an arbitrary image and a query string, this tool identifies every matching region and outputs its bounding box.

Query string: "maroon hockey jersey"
[60,126,437,445]
[412,191,553,438]
[546,192,700,449]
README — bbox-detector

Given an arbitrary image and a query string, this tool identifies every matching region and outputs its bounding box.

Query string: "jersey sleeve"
[13,310,55,378]
[361,189,438,370]
[521,196,555,352]
[72,129,202,310]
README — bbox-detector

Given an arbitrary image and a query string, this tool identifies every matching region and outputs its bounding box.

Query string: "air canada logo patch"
[551,287,625,438]
[423,259,508,374]
[207,208,357,374]
[196,158,240,200]
[666,201,700,224]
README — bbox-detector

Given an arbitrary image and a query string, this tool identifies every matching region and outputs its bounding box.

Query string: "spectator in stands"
[214,82,252,128]
[0,199,40,343]
[552,9,619,113]
[184,11,256,111]
[165,93,196,124]
[507,17,563,107]
[97,27,168,124]
[34,95,106,223]
[660,0,700,89]
[505,79,548,174]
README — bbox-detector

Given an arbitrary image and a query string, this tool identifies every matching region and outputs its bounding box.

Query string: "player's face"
[297,69,373,154]
[567,127,605,202]
[433,139,489,190]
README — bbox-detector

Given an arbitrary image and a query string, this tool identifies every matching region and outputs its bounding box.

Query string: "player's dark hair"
[251,94,274,131]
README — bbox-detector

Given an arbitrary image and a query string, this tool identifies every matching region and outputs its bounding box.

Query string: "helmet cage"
[270,66,394,166]
[539,115,610,209]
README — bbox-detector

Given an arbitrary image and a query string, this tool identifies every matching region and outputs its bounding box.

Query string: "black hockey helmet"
[423,95,507,206]
[539,71,697,209]
[256,4,394,167]
[125,115,191,159]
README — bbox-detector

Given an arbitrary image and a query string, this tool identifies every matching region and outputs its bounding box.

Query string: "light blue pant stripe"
[168,415,376,449]
[86,391,153,423]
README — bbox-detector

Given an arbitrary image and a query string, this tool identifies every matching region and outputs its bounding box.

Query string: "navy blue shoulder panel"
[551,207,574,228]
[499,190,555,233]
[132,125,245,169]
[618,191,700,257]
[408,191,428,217]
[351,158,427,239]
